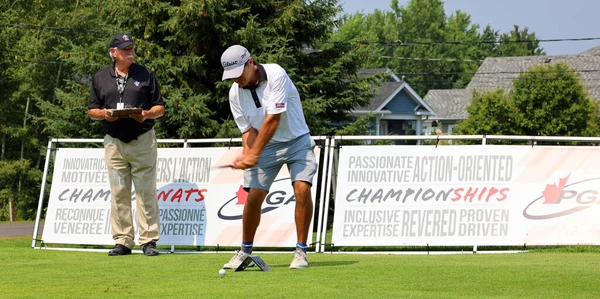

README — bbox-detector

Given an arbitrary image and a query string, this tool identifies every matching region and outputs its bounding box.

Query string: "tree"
[0,1,66,220]
[330,0,546,96]
[0,0,380,219]
[438,10,482,89]
[327,11,397,69]
[496,25,544,57]
[453,89,522,139]
[0,160,43,220]
[43,0,377,138]
[512,63,600,137]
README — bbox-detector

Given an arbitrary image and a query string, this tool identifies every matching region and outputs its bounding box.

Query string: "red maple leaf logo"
[542,174,570,204]
[235,185,248,205]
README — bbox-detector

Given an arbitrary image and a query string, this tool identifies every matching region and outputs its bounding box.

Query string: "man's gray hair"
[108,47,117,60]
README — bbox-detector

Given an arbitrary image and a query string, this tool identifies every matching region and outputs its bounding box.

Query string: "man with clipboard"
[88,33,165,257]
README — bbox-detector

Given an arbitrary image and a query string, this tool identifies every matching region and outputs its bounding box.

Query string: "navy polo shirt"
[88,63,164,143]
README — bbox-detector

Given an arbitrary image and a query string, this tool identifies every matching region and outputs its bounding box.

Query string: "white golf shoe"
[289,248,308,269]
[223,250,251,269]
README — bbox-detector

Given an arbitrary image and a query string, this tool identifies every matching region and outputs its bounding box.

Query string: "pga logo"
[523,174,600,220]
[217,178,296,220]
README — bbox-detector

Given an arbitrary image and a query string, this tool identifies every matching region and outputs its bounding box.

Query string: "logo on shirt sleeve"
[275,103,285,109]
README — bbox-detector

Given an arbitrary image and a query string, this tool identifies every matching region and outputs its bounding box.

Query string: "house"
[352,68,435,142]
[423,45,600,133]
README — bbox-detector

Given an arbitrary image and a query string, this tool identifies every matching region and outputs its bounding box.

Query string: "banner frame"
[34,135,600,253]
[32,136,327,252]
[319,135,600,252]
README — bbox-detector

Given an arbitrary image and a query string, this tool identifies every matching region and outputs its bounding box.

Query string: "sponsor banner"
[331,145,600,246]
[42,147,319,247]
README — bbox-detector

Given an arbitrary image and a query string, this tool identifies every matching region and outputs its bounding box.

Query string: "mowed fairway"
[1,236,599,298]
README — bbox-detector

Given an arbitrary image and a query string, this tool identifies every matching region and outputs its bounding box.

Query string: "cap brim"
[116,41,134,49]
[222,65,245,80]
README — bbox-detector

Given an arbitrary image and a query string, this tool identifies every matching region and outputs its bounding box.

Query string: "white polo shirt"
[229,64,310,143]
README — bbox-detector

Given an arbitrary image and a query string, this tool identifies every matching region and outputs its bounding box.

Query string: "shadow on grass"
[309,260,359,267]
[266,260,359,269]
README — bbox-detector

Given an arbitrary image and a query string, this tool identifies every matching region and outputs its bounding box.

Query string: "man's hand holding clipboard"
[110,108,143,118]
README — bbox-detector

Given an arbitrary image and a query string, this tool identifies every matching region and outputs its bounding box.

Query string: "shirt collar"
[110,63,139,77]
[242,64,267,90]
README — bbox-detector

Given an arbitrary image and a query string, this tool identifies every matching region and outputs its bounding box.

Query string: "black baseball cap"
[110,33,135,49]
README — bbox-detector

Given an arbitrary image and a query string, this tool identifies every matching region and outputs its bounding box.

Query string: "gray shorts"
[244,134,318,191]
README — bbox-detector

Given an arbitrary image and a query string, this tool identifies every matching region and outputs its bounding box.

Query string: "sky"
[340,0,600,56]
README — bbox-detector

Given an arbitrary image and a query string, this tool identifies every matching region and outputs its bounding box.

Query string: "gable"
[354,81,434,116]
[353,69,434,116]
[382,89,420,114]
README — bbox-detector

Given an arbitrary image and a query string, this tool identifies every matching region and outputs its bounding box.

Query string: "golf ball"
[219,269,226,277]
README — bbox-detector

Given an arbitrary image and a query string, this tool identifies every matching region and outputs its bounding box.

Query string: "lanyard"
[115,67,128,103]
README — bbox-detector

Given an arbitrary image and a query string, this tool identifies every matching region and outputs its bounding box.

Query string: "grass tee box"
[2,236,600,298]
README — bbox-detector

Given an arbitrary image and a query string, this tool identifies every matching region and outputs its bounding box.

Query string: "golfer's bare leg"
[242,188,268,243]
[293,181,313,244]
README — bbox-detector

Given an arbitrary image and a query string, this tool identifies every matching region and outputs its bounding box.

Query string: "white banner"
[331,145,600,246]
[42,147,319,247]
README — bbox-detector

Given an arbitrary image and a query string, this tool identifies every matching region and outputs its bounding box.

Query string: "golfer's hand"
[233,154,259,170]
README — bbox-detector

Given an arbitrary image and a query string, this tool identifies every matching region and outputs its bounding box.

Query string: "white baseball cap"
[221,45,250,80]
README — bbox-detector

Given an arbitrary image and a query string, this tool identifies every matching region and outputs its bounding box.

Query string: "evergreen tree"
[0,0,379,219]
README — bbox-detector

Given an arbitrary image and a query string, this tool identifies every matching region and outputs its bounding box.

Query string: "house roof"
[353,81,435,116]
[354,68,434,116]
[423,89,471,120]
[423,46,600,121]
[356,81,405,111]
[358,68,391,76]
[580,45,600,56]
[466,54,600,99]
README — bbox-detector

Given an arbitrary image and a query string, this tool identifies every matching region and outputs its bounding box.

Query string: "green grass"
[2,236,600,298]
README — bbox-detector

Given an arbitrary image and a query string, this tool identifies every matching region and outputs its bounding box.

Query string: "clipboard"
[110,108,143,118]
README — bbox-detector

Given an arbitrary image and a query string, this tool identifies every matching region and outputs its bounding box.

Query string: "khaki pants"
[104,129,160,248]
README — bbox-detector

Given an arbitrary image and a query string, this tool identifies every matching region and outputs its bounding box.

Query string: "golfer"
[220,45,317,269]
